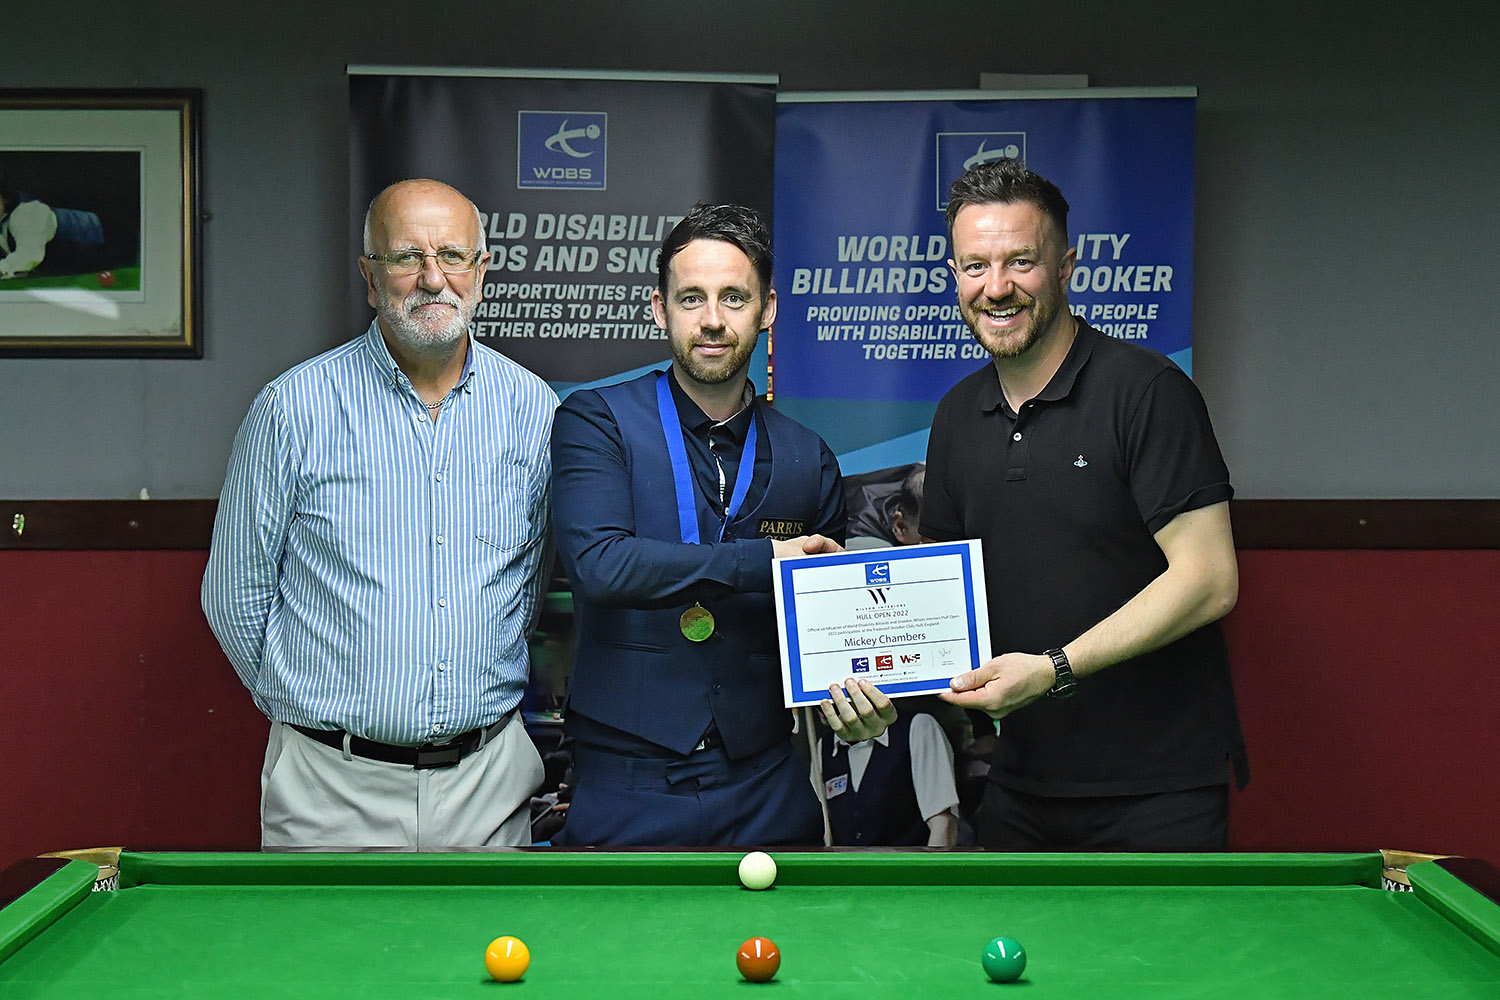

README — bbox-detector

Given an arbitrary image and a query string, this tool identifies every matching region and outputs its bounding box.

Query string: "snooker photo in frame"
[0,89,202,358]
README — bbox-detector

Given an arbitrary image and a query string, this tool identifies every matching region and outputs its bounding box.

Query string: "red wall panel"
[1226,550,1500,859]
[0,551,264,870]
[3,547,1498,869]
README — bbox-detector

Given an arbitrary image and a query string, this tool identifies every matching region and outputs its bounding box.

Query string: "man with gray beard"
[203,179,557,850]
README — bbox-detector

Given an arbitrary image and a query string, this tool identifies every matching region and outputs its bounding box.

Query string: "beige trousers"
[259,715,543,850]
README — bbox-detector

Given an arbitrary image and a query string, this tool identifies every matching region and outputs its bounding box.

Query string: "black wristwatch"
[1043,648,1077,699]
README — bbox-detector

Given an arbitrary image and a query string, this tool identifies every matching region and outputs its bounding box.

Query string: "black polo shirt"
[923,320,1247,796]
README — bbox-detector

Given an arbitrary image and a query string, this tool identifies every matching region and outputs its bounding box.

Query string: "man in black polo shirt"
[924,159,1248,851]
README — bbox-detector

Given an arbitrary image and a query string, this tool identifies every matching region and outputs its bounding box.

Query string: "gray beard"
[377,288,473,359]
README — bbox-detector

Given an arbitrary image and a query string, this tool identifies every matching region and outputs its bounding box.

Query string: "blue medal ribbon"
[656,371,758,544]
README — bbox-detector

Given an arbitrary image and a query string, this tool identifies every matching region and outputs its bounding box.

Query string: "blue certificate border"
[777,541,984,703]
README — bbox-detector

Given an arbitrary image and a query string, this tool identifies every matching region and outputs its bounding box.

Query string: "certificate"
[773,540,991,706]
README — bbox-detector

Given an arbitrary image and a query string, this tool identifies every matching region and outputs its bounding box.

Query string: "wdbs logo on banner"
[865,562,891,586]
[518,111,607,190]
[850,657,871,674]
[934,132,1026,208]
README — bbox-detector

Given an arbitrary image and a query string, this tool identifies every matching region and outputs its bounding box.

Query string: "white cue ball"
[739,851,777,890]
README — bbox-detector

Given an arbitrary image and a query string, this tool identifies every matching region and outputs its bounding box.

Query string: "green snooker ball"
[982,936,1027,982]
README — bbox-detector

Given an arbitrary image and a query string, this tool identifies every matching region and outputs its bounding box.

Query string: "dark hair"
[894,466,925,518]
[944,159,1070,246]
[657,203,773,298]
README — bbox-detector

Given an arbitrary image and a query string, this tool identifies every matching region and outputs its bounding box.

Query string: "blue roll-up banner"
[348,68,777,393]
[771,89,1196,478]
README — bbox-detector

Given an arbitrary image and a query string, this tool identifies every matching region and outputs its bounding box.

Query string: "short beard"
[964,291,1062,360]
[670,312,762,388]
[376,282,475,359]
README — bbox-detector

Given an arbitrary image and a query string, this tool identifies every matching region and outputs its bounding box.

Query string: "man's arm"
[908,713,961,848]
[552,391,833,607]
[941,501,1238,718]
[925,812,958,848]
[201,386,298,689]
[515,403,557,639]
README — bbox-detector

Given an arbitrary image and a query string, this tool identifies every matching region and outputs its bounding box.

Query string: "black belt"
[693,727,724,753]
[290,710,514,770]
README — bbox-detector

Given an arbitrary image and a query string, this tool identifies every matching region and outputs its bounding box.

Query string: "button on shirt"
[202,320,557,745]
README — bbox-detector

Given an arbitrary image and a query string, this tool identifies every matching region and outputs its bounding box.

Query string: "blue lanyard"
[656,371,759,544]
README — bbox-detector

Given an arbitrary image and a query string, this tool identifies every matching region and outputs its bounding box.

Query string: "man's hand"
[820,677,897,743]
[771,534,843,559]
[938,651,1056,719]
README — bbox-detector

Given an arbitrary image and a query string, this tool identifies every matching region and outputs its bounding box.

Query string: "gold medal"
[680,603,715,642]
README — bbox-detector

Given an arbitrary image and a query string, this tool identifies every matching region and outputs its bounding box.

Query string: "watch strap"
[1044,647,1077,699]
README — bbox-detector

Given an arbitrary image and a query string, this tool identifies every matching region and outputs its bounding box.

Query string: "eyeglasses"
[364,248,482,276]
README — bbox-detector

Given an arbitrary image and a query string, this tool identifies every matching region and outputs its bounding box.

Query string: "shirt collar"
[975,317,1098,415]
[829,726,892,756]
[361,319,479,396]
[667,366,756,442]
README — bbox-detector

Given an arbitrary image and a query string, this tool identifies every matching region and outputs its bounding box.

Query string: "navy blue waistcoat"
[822,715,928,846]
[566,371,827,759]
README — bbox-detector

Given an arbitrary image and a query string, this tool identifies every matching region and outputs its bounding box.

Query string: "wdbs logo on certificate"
[517,111,608,190]
[772,540,992,706]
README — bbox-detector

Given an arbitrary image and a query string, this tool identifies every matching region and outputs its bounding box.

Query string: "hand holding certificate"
[773,540,991,707]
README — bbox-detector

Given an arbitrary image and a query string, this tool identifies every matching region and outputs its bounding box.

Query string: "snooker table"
[2,851,1499,998]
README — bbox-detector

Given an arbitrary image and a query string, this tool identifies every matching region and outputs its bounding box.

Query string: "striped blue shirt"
[202,321,557,744]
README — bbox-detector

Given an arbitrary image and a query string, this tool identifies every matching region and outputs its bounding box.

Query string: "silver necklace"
[422,397,444,410]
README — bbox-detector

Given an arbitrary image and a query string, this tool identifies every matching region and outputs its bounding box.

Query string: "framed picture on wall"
[0,89,202,358]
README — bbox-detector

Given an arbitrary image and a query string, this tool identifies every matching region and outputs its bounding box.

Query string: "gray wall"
[2,1,1495,499]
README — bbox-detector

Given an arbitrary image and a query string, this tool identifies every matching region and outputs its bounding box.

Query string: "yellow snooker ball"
[485,936,530,982]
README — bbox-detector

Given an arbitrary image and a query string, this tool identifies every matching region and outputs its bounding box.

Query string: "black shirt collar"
[976,318,1099,415]
[667,366,756,442]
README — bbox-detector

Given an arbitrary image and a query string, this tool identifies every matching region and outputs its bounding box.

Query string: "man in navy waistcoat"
[551,204,896,846]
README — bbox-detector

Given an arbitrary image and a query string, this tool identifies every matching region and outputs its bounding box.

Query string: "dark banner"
[349,69,776,389]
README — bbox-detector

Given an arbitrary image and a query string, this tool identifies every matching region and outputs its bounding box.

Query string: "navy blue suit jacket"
[551,369,844,758]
